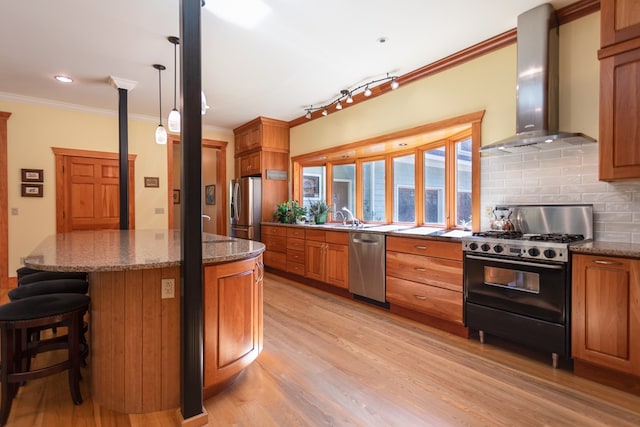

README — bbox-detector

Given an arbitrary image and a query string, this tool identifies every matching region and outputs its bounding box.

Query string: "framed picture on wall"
[205,184,215,205]
[21,168,44,183]
[21,183,43,197]
[144,176,160,188]
[173,189,180,204]
[303,175,320,198]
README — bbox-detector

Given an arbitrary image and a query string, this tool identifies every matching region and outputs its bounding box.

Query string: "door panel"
[53,148,136,233]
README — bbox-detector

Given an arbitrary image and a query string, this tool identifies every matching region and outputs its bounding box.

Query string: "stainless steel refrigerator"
[230,177,262,241]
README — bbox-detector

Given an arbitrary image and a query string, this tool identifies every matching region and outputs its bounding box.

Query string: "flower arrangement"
[308,200,331,224]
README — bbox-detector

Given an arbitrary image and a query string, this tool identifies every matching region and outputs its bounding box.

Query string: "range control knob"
[528,248,540,257]
[468,242,478,251]
[481,243,491,252]
[543,249,557,259]
[493,245,504,253]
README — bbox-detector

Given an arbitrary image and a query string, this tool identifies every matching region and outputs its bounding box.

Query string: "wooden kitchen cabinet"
[286,227,306,275]
[600,0,640,49]
[305,230,349,289]
[261,225,287,270]
[385,236,466,336]
[572,254,640,388]
[238,151,261,177]
[203,255,264,399]
[599,0,640,181]
[234,117,290,222]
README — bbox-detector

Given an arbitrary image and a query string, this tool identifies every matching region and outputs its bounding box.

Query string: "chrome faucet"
[341,207,360,227]
[334,210,346,225]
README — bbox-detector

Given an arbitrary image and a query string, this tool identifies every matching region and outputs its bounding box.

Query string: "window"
[423,147,445,224]
[456,138,472,227]
[302,166,326,210]
[393,154,415,223]
[362,159,385,222]
[291,112,481,230]
[332,164,355,214]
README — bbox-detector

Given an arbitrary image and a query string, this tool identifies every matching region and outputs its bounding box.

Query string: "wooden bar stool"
[0,293,90,426]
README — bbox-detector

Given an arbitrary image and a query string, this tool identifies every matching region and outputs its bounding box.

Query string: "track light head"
[322,108,328,116]
[364,86,372,97]
[390,78,399,90]
[335,101,342,110]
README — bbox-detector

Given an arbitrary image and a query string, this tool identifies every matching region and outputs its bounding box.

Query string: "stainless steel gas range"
[461,204,593,367]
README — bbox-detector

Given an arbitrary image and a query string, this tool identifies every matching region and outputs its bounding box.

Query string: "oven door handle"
[465,254,564,270]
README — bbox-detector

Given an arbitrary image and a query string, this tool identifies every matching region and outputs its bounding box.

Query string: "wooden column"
[0,112,11,289]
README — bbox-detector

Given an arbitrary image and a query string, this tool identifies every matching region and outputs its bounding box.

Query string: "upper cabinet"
[599,0,640,181]
[600,0,640,48]
[234,116,289,157]
[234,117,290,222]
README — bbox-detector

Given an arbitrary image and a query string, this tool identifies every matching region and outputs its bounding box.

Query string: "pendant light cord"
[158,67,163,125]
[173,41,177,110]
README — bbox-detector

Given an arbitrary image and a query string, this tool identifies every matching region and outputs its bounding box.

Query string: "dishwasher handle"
[351,237,380,245]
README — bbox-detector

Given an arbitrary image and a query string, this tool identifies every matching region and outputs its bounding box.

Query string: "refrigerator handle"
[233,182,241,221]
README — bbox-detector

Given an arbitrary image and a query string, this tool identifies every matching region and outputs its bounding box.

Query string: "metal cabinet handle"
[593,260,622,266]
[255,261,264,283]
[414,267,427,272]
[414,245,427,250]
[413,295,427,300]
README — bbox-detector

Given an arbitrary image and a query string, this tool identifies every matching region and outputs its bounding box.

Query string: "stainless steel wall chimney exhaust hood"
[480,3,596,155]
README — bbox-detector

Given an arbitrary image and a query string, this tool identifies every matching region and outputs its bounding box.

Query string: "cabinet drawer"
[386,251,462,292]
[286,249,305,265]
[306,229,325,242]
[386,276,463,324]
[325,230,349,245]
[264,250,286,270]
[262,225,287,237]
[262,235,286,252]
[286,261,305,276]
[387,236,462,261]
[287,237,305,252]
[287,228,306,239]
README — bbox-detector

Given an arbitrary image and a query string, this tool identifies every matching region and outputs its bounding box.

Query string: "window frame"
[291,111,482,231]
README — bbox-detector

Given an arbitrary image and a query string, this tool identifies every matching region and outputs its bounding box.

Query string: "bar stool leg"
[68,313,83,405]
[0,327,18,427]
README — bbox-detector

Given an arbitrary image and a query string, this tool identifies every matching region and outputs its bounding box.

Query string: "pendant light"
[167,36,181,132]
[153,64,167,145]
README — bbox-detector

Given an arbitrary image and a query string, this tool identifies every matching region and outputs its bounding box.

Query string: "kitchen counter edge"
[23,229,265,273]
[570,241,640,259]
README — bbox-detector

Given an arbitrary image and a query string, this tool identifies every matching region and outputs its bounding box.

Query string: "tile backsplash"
[480,143,640,243]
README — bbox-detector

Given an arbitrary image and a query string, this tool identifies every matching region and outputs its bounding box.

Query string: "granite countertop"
[23,229,265,272]
[262,222,471,242]
[570,241,640,259]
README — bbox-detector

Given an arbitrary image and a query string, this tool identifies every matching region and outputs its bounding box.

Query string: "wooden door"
[203,255,263,398]
[572,254,640,375]
[325,243,348,288]
[305,240,325,281]
[53,148,136,233]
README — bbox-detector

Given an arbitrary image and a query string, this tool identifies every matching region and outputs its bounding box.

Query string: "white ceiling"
[0,0,575,131]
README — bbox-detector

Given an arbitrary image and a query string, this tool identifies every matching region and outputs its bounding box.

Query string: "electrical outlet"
[161,278,175,299]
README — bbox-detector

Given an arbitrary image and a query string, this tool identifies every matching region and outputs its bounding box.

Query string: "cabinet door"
[572,254,640,375]
[325,243,348,288]
[203,256,264,393]
[235,126,261,154]
[239,152,261,177]
[601,0,640,48]
[305,240,325,281]
[599,47,640,180]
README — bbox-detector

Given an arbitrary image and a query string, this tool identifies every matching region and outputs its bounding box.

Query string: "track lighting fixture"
[153,64,167,145]
[167,36,181,132]
[304,72,399,119]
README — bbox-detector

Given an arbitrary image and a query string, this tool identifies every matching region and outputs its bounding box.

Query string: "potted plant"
[308,200,331,224]
[273,200,307,224]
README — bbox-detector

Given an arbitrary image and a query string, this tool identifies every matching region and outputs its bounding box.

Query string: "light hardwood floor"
[3,273,640,426]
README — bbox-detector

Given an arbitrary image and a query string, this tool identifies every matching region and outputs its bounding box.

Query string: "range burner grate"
[472,231,523,239]
[527,233,585,243]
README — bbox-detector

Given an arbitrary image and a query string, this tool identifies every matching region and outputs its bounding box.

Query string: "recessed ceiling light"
[399,143,408,147]
[377,37,388,44]
[54,75,73,83]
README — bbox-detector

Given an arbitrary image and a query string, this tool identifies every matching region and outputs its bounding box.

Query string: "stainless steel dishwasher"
[348,231,386,303]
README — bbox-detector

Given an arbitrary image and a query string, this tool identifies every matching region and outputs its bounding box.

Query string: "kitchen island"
[23,229,265,415]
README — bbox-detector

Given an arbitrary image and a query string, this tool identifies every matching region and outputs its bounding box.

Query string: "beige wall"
[290,13,599,158]
[1,98,233,275]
